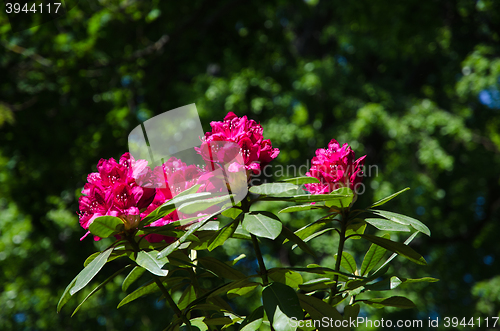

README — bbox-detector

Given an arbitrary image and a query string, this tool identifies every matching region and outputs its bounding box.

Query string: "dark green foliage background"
[1,0,500,330]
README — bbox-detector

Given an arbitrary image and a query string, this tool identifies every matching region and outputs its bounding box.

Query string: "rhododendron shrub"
[60,111,435,331]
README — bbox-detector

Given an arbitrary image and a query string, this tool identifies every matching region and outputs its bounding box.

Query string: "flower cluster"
[78,153,156,240]
[305,139,366,194]
[197,112,279,174]
[79,112,367,242]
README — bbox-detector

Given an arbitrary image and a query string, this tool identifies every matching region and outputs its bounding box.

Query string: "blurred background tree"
[1,0,500,330]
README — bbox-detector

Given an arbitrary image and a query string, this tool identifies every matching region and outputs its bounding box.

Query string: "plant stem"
[126,233,190,327]
[329,212,347,305]
[251,234,269,285]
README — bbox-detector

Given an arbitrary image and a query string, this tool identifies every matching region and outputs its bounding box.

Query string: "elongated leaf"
[279,176,320,185]
[364,296,416,309]
[325,187,354,209]
[364,276,403,291]
[268,269,303,288]
[360,234,389,276]
[206,279,253,299]
[122,266,146,292]
[157,211,217,259]
[369,209,430,236]
[117,281,158,308]
[141,191,210,226]
[249,183,300,196]
[89,216,124,238]
[242,211,282,240]
[299,278,335,292]
[227,282,259,299]
[297,293,343,323]
[364,218,411,232]
[70,248,113,296]
[345,219,366,239]
[57,277,77,312]
[283,217,334,245]
[293,228,332,248]
[400,277,439,284]
[372,231,419,275]
[272,305,297,331]
[136,250,169,276]
[334,252,357,274]
[208,219,239,251]
[72,265,131,316]
[221,208,242,219]
[198,257,246,280]
[271,267,364,279]
[262,282,303,325]
[279,204,327,213]
[239,306,264,331]
[177,195,233,214]
[266,193,352,203]
[178,285,196,310]
[280,226,316,256]
[343,304,360,322]
[369,187,410,208]
[359,234,426,265]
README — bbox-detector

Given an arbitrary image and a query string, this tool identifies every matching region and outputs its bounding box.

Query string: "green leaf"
[364,218,411,232]
[345,219,367,239]
[325,187,354,208]
[369,187,410,208]
[343,304,360,322]
[122,266,146,292]
[359,234,427,265]
[204,317,233,325]
[272,305,297,331]
[227,282,259,299]
[279,176,320,185]
[141,191,211,226]
[180,317,208,331]
[262,282,303,325]
[369,209,430,236]
[372,232,420,276]
[364,296,416,309]
[136,250,169,276]
[70,248,113,296]
[88,216,124,238]
[334,252,357,274]
[280,226,316,256]
[249,183,300,196]
[364,276,403,291]
[221,208,242,219]
[177,195,233,214]
[208,219,239,251]
[178,285,196,310]
[157,211,217,259]
[267,193,352,203]
[198,257,246,280]
[400,277,440,284]
[298,278,335,292]
[83,252,100,267]
[57,277,77,312]
[268,269,303,288]
[242,211,282,240]
[239,306,264,331]
[278,204,327,213]
[206,279,253,299]
[117,281,159,308]
[283,216,336,244]
[293,228,332,248]
[360,234,389,276]
[72,265,131,316]
[297,293,343,329]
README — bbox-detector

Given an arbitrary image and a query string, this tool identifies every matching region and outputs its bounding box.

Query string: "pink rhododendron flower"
[78,153,156,240]
[196,112,279,174]
[305,139,366,195]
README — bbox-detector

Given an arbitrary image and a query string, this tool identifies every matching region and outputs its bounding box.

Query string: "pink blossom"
[78,153,157,240]
[305,139,366,195]
[196,112,279,174]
